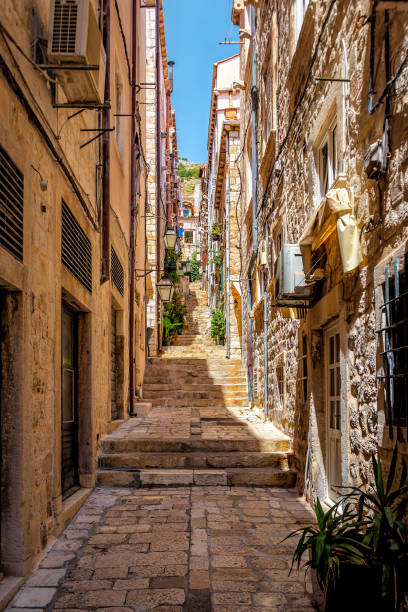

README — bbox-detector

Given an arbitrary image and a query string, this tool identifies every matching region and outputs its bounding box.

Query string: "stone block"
[140,469,194,486]
[13,587,56,607]
[193,470,227,486]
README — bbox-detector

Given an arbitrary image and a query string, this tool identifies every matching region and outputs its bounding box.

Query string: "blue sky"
[163,0,238,164]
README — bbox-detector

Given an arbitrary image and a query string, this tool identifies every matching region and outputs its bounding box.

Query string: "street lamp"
[164,226,177,250]
[157,274,174,302]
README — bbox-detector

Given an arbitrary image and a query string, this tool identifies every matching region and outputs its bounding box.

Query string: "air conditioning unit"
[274,244,314,305]
[47,0,106,104]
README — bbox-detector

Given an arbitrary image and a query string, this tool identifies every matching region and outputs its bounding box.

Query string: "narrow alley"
[0,0,407,609]
[6,285,315,611]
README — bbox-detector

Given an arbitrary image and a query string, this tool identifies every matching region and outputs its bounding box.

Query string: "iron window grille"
[377,254,408,439]
[61,200,92,292]
[111,246,124,296]
[0,146,24,261]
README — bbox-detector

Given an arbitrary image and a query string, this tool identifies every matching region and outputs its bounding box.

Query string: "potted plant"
[285,444,408,611]
[189,251,200,282]
[211,309,225,345]
[211,222,222,241]
[164,248,180,271]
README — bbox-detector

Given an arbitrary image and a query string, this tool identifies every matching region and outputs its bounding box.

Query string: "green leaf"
[384,506,394,529]
[386,443,398,496]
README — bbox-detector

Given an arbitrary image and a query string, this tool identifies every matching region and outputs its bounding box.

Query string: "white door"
[325,327,342,502]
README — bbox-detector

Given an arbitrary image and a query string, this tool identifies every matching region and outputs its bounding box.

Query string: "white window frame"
[293,0,309,45]
[325,323,342,505]
[318,119,337,201]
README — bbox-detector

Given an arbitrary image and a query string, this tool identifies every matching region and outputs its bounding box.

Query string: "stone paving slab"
[7,485,317,611]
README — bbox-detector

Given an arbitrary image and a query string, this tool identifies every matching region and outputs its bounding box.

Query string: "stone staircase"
[97,283,296,488]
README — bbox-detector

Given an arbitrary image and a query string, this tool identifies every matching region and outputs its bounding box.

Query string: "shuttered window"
[0,146,24,261]
[61,200,92,292]
[111,246,124,296]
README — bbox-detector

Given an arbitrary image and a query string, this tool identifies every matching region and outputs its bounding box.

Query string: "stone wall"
[0,0,148,583]
[235,0,408,499]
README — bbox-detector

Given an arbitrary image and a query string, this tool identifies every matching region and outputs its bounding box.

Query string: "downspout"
[226,132,231,359]
[251,4,258,255]
[368,2,377,115]
[166,90,171,225]
[101,0,111,283]
[155,0,161,353]
[129,0,137,416]
[263,282,268,419]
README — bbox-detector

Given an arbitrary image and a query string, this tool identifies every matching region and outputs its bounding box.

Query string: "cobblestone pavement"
[7,485,317,611]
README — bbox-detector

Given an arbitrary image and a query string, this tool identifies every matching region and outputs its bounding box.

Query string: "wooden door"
[61,303,78,498]
[111,308,118,420]
[325,327,342,502]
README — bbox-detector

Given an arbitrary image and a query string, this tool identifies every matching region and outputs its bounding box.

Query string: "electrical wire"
[259,0,337,214]
[0,29,98,229]
[0,22,56,84]
[114,0,132,86]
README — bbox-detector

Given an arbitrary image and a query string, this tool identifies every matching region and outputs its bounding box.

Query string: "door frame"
[61,300,79,499]
[324,321,343,505]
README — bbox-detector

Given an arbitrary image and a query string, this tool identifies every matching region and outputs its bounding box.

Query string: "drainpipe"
[368,2,377,115]
[129,0,138,416]
[251,5,258,256]
[101,0,110,283]
[226,132,231,359]
[155,0,161,353]
[263,283,268,419]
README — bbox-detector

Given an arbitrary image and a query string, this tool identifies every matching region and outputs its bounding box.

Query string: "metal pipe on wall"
[155,0,161,353]
[251,4,258,256]
[128,0,138,416]
[101,0,111,283]
[263,283,268,419]
[226,133,231,359]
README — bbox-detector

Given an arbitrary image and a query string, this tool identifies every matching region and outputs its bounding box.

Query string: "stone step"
[147,397,248,408]
[97,467,297,488]
[143,389,247,399]
[144,376,247,386]
[101,437,291,453]
[99,451,292,470]
[143,383,248,393]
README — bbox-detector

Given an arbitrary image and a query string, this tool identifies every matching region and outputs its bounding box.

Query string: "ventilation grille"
[0,146,24,261]
[111,246,124,296]
[62,200,92,292]
[51,0,78,54]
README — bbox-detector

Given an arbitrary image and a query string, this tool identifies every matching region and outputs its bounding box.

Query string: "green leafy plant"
[210,309,225,344]
[189,251,200,282]
[162,291,187,345]
[285,444,408,610]
[211,222,222,240]
[343,444,408,609]
[209,249,223,266]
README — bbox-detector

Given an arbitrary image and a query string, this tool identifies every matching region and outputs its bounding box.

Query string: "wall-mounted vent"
[62,200,92,292]
[51,0,78,54]
[111,246,124,296]
[0,146,24,261]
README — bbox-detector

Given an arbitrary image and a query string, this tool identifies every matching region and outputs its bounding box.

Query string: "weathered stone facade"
[232,0,408,502]
[0,0,153,599]
[205,55,242,357]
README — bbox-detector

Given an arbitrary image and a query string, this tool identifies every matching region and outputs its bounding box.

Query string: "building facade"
[205,55,242,357]
[231,0,408,502]
[0,0,163,594]
[144,0,179,356]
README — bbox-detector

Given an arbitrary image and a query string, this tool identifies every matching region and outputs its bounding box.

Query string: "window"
[293,0,309,45]
[115,70,124,156]
[325,327,341,502]
[299,334,308,404]
[318,121,337,199]
[379,256,408,431]
[277,362,285,409]
[184,230,194,244]
[0,146,24,261]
